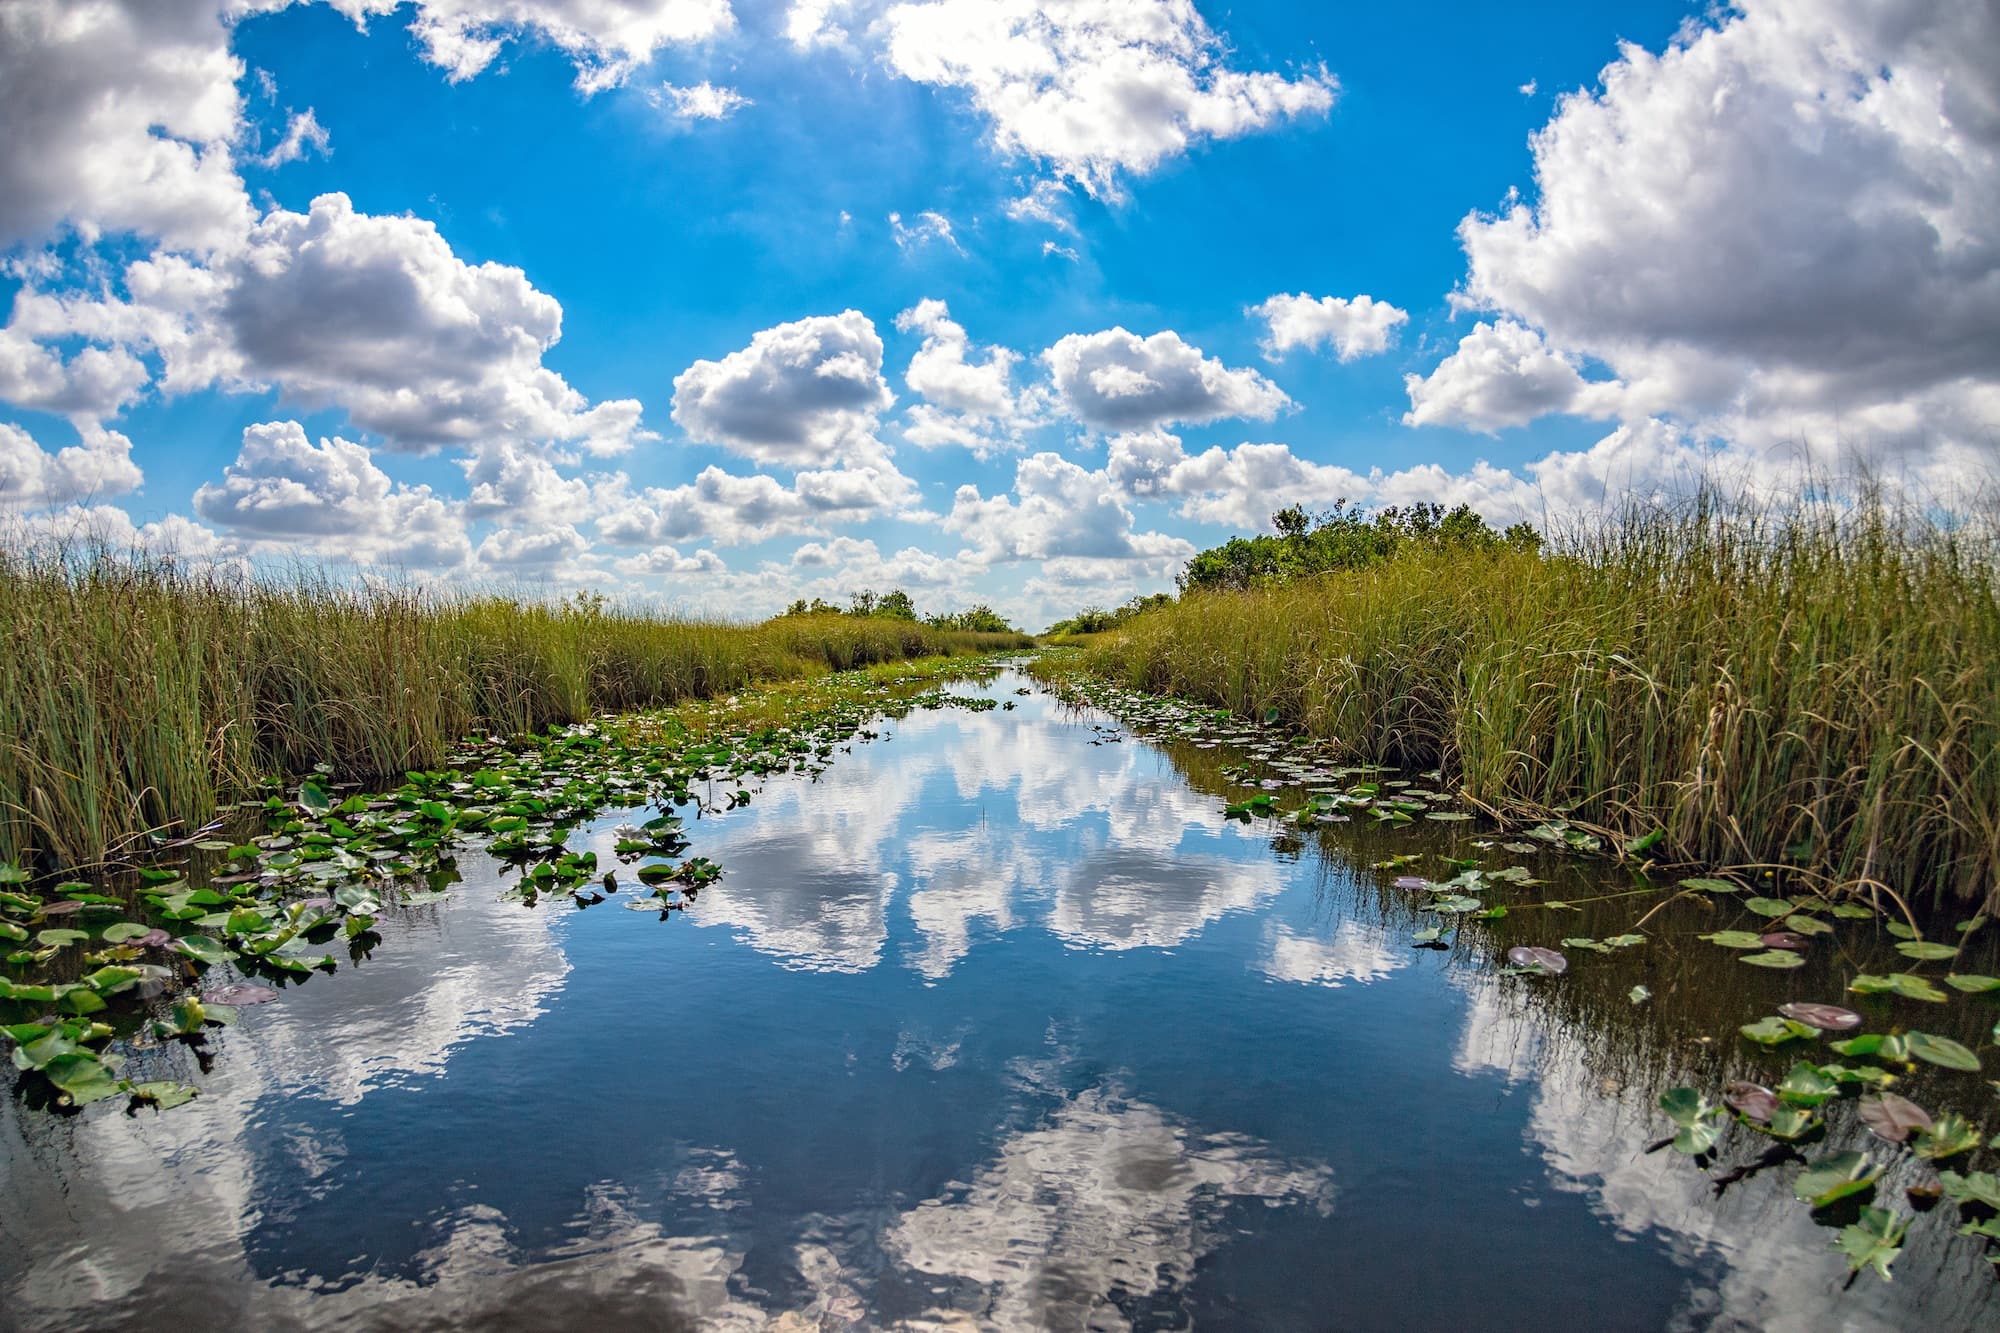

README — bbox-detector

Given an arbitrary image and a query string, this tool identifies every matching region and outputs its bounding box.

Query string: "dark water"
[3,669,1996,1331]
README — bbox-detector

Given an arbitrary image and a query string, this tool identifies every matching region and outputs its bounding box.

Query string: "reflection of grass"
[1074,496,2000,911]
[0,547,1031,869]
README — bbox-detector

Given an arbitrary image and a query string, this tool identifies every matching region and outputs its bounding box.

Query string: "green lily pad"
[1793,1151,1881,1208]
[1740,950,1806,969]
[1905,1031,1982,1072]
[1946,974,2000,993]
[1913,1111,1982,1160]
[1743,897,1794,918]
[1895,940,1959,961]
[1849,973,1949,1002]
[1835,1206,1905,1281]
[1701,930,1766,949]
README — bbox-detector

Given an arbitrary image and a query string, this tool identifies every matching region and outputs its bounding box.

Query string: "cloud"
[888,209,963,254]
[1043,327,1290,431]
[1402,319,1622,432]
[671,310,898,468]
[1251,292,1409,361]
[782,0,857,51]
[255,107,332,168]
[361,0,739,93]
[596,461,917,546]
[1003,180,1077,234]
[25,192,648,455]
[192,420,472,567]
[1442,0,2000,471]
[0,324,150,422]
[882,0,1335,198]
[895,298,1036,455]
[0,423,143,507]
[650,81,752,122]
[0,0,251,254]
[1104,429,1366,528]
[945,451,1192,564]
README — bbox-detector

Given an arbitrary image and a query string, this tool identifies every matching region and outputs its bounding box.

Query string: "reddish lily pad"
[1507,945,1568,974]
[1858,1093,1933,1144]
[1778,1002,1863,1031]
[1723,1081,1779,1121]
[1760,931,1810,951]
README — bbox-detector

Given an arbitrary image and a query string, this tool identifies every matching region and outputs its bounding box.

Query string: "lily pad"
[1701,930,1766,949]
[202,982,282,1007]
[1743,897,1794,917]
[1913,1111,1982,1161]
[1946,974,2000,993]
[1905,1031,1981,1072]
[1723,1081,1779,1121]
[1506,945,1567,975]
[1858,1093,1932,1143]
[1777,1002,1863,1031]
[1895,940,1959,961]
[1793,1151,1881,1208]
[1741,949,1806,969]
[1849,973,1949,1003]
[1836,1207,1905,1281]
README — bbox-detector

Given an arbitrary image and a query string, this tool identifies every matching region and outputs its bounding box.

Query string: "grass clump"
[1079,492,2000,911]
[0,544,1030,871]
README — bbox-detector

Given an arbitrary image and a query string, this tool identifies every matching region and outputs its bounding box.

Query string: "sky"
[1,0,1995,629]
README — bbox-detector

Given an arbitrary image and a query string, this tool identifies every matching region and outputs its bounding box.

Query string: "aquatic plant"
[1071,491,2000,911]
[0,542,1032,870]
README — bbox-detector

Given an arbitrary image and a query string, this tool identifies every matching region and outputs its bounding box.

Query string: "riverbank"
[0,546,1030,871]
[1058,498,2000,912]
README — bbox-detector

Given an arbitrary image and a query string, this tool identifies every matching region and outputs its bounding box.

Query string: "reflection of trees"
[887,1083,1333,1331]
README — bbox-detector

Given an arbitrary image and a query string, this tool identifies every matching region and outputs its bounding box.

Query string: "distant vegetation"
[0,547,1029,871]
[779,589,1023,635]
[1043,594,1172,638]
[1178,500,1543,592]
[1067,492,2000,912]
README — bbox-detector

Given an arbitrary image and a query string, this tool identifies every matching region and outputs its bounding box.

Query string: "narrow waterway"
[2,668,1995,1331]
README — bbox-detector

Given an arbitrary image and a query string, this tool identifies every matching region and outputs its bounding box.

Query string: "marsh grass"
[1080,493,2000,911]
[0,545,1031,870]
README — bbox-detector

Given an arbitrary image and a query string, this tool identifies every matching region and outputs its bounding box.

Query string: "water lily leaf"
[1794,1151,1881,1208]
[1835,1206,1905,1281]
[1758,931,1810,951]
[172,935,232,967]
[1939,1169,2000,1210]
[1914,1112,1982,1161]
[1506,945,1567,974]
[1391,876,1432,890]
[1946,974,2000,993]
[1778,1002,1863,1031]
[1777,1062,1839,1106]
[1723,1081,1779,1121]
[1701,930,1766,949]
[1895,940,1959,961]
[1905,1032,1981,1072]
[1741,1016,1816,1046]
[1603,934,1647,948]
[100,922,152,943]
[41,1051,126,1106]
[1628,984,1650,1004]
[35,929,86,947]
[1659,1087,1724,1154]
[1848,973,1948,1003]
[1681,877,1739,894]
[1625,829,1664,855]
[1563,936,1613,953]
[1741,949,1806,969]
[1783,914,1833,936]
[298,781,332,816]
[1430,894,1482,914]
[1858,1093,1932,1143]
[129,1081,199,1110]
[1743,897,1794,917]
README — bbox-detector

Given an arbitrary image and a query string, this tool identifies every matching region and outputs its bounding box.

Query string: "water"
[3,668,1996,1330]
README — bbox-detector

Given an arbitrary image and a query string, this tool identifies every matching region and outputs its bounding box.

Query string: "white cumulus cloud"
[1044,327,1290,431]
[651,80,752,121]
[882,0,1335,198]
[1251,292,1409,361]
[0,422,143,507]
[671,310,898,469]
[1402,319,1623,433]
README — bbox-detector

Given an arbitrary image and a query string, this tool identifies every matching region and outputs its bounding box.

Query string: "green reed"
[1080,493,2000,910]
[0,544,1030,871]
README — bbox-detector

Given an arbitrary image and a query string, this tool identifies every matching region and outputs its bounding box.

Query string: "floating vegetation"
[1031,660,2000,1283]
[1,657,1016,1114]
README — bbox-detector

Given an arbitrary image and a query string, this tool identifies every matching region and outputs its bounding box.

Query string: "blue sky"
[2,1,1993,627]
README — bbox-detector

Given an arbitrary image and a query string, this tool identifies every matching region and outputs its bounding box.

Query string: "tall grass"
[0,544,1030,870]
[1080,494,2000,911]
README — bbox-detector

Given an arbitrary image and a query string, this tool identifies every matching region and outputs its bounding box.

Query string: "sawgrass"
[0,546,1029,869]
[1079,494,2000,910]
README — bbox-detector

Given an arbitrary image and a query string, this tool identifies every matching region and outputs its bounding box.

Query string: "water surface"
[3,669,1996,1330]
